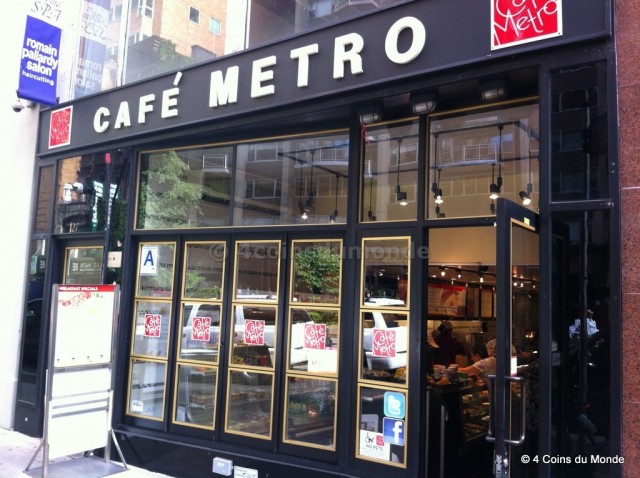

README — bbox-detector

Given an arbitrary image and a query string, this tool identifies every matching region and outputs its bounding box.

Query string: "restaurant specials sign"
[492,0,562,50]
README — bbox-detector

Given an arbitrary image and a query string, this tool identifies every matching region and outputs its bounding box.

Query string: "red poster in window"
[304,323,326,350]
[372,329,396,358]
[144,314,161,337]
[49,106,73,148]
[191,317,211,342]
[491,0,562,50]
[244,319,265,345]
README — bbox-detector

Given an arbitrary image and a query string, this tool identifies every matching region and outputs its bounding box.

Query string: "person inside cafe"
[433,320,467,366]
[459,338,497,386]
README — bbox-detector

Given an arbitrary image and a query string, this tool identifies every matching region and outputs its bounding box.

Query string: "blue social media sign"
[384,391,405,419]
[383,417,405,446]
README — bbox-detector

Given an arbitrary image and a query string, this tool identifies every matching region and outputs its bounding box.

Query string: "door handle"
[485,375,527,446]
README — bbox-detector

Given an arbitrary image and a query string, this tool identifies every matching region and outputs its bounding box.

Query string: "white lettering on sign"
[290,44,319,88]
[92,18,428,134]
[334,33,364,79]
[251,55,277,98]
[209,66,239,107]
[385,16,427,65]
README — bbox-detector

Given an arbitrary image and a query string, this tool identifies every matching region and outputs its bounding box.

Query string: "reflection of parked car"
[362,310,407,370]
[181,304,312,366]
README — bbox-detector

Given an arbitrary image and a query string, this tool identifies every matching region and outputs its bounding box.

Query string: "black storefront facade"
[16,1,622,477]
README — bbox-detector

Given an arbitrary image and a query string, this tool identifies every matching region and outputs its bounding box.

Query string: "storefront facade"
[14,1,625,477]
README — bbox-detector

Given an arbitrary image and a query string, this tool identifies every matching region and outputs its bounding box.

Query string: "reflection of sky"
[225,1,249,54]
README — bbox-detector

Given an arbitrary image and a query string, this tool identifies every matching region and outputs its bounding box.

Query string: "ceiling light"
[410,92,438,114]
[519,190,532,206]
[358,105,382,125]
[479,78,508,102]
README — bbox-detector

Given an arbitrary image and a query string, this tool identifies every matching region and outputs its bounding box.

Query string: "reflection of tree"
[184,270,221,299]
[138,151,204,228]
[294,245,340,302]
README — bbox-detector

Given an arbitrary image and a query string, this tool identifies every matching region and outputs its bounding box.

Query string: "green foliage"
[294,245,340,300]
[138,151,204,228]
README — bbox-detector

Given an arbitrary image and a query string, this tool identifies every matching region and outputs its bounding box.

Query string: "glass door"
[490,198,539,478]
[426,198,539,478]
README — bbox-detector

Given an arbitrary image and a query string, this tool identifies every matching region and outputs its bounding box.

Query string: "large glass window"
[127,241,176,420]
[136,131,349,229]
[225,241,281,439]
[173,241,226,429]
[427,103,539,219]
[55,153,129,235]
[550,62,609,201]
[356,237,410,468]
[67,0,410,101]
[283,240,342,449]
[360,120,419,223]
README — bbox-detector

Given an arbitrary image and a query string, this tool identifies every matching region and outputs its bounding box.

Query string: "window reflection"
[226,370,273,438]
[178,303,221,363]
[291,241,341,304]
[63,246,104,284]
[71,0,410,101]
[182,242,225,299]
[284,377,337,448]
[288,308,339,374]
[136,132,349,229]
[428,103,539,219]
[128,359,167,420]
[135,242,176,298]
[362,238,410,307]
[234,242,280,300]
[174,364,218,429]
[229,306,277,368]
[56,153,128,234]
[360,121,419,222]
[132,300,172,358]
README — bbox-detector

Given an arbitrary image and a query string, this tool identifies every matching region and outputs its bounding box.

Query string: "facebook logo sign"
[383,417,405,446]
[383,391,405,419]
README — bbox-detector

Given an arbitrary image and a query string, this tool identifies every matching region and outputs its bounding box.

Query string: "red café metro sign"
[492,0,562,50]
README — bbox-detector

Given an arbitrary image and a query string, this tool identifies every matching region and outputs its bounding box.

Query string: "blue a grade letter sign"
[18,16,61,106]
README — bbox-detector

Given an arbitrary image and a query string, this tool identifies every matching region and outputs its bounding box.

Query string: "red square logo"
[372,329,396,358]
[191,317,211,342]
[144,314,161,337]
[49,106,73,148]
[492,0,562,50]
[244,319,265,345]
[304,323,327,350]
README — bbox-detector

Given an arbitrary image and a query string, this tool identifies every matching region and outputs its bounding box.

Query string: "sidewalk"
[0,428,175,478]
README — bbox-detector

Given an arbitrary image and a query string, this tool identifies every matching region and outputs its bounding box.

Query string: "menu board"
[427,284,466,317]
[53,284,118,367]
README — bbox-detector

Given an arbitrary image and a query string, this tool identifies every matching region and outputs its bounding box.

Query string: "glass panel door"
[492,198,539,478]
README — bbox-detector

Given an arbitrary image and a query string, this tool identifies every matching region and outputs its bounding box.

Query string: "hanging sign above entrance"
[491,0,563,50]
[18,15,61,106]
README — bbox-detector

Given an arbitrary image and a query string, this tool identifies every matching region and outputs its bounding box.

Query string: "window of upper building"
[209,17,222,35]
[62,0,411,102]
[189,7,200,24]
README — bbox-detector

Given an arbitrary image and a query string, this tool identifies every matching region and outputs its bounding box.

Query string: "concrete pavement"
[0,428,175,478]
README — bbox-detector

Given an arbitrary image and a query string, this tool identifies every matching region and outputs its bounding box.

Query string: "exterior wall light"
[410,92,438,114]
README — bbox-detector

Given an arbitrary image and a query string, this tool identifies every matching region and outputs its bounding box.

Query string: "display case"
[174,364,217,428]
[460,384,490,444]
[283,376,336,448]
[430,381,490,454]
[225,370,273,438]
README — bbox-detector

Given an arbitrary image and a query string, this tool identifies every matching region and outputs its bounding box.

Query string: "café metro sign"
[491,0,563,49]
